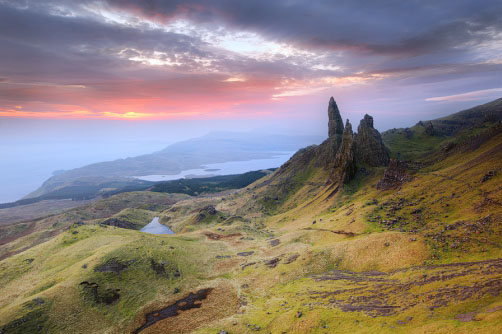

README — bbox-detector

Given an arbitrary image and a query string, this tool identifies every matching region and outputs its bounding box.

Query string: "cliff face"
[333,120,357,184]
[355,114,390,167]
[255,97,390,212]
[328,97,344,141]
[316,98,344,166]
[314,99,389,183]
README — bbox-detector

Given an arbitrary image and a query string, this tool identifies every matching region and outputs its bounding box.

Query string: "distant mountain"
[24,132,323,199]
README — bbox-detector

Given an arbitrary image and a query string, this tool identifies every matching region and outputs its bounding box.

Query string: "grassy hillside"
[382,98,502,161]
[1,100,502,333]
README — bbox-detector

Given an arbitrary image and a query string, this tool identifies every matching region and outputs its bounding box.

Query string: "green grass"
[0,223,226,333]
[382,125,448,160]
[151,170,272,195]
[2,104,502,333]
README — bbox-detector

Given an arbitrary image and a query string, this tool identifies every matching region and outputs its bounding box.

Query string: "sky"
[1,0,502,130]
[1,0,502,202]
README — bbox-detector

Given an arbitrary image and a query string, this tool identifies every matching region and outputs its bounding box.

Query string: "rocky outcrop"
[328,97,344,140]
[194,205,218,223]
[333,120,357,184]
[376,159,412,190]
[355,114,390,167]
[316,97,345,166]
[262,97,391,193]
[424,121,435,136]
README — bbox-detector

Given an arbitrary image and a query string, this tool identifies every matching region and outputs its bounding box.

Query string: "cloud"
[0,0,502,123]
[425,88,502,102]
[103,0,502,56]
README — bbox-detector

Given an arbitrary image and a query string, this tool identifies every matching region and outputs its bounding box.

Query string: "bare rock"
[376,159,413,190]
[269,239,280,247]
[333,119,357,184]
[328,97,344,140]
[355,114,390,167]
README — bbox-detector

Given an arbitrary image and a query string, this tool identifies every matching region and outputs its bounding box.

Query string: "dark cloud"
[0,0,501,125]
[104,0,502,56]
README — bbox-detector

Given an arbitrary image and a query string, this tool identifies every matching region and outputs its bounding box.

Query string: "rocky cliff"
[355,114,390,167]
[265,97,389,194]
[332,120,357,184]
[327,97,344,141]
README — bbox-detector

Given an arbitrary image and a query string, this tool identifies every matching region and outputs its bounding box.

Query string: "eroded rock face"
[194,205,218,223]
[355,114,390,167]
[270,98,391,188]
[316,97,345,166]
[333,120,357,184]
[376,159,412,190]
[328,97,344,139]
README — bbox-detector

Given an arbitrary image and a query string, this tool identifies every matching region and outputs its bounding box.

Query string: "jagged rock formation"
[376,159,412,190]
[328,97,344,141]
[254,97,391,213]
[284,98,390,177]
[271,98,390,186]
[316,97,345,166]
[333,120,357,184]
[355,114,390,167]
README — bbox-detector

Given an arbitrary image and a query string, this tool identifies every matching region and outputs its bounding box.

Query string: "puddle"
[134,289,212,333]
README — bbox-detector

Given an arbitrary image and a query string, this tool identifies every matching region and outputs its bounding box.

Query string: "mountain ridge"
[24,132,323,200]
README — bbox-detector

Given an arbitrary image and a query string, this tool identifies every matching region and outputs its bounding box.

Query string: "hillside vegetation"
[1,98,501,334]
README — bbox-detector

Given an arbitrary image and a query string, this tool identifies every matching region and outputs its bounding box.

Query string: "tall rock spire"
[333,119,357,184]
[328,97,344,138]
[355,114,390,167]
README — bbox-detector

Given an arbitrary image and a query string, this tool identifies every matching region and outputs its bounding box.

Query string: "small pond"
[140,217,174,234]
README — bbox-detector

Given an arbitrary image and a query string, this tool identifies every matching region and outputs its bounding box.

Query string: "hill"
[24,132,322,200]
[0,97,501,334]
